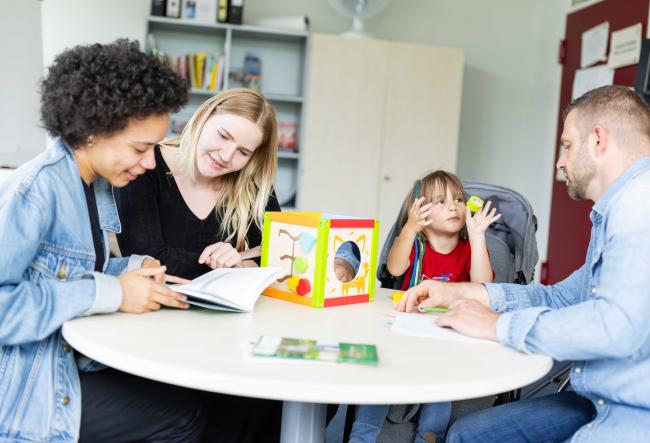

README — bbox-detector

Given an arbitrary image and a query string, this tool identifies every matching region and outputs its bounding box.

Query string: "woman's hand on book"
[142,258,191,285]
[118,266,190,313]
[198,242,242,269]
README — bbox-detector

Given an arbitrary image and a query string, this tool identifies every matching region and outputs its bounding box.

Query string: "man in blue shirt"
[398,85,650,442]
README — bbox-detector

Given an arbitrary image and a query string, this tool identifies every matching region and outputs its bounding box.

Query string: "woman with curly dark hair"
[0,39,207,442]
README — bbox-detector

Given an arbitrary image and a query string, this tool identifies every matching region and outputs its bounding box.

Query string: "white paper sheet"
[390,313,498,345]
[572,65,614,100]
[608,23,642,69]
[581,22,609,68]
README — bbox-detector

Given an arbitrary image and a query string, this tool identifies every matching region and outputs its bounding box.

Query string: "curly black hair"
[40,39,188,148]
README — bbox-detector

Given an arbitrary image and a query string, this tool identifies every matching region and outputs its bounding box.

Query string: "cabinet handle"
[383,175,391,181]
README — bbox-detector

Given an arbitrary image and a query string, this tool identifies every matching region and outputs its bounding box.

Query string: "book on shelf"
[243,54,261,90]
[195,0,218,23]
[251,336,379,365]
[228,67,244,88]
[169,267,282,312]
[152,50,223,92]
[182,0,218,23]
[278,122,299,152]
[182,0,196,19]
[217,0,228,23]
[165,0,181,18]
[193,52,208,88]
[151,0,166,16]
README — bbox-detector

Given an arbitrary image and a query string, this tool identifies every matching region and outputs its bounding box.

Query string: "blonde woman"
[116,88,280,280]
[115,88,282,441]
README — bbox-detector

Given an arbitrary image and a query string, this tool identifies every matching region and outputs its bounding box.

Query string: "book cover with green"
[252,336,378,366]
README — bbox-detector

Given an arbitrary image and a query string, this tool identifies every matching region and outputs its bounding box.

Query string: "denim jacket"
[0,140,144,442]
[487,157,650,442]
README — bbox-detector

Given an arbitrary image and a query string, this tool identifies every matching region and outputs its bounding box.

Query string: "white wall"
[37,0,568,269]
[243,0,568,272]
[0,0,45,166]
[41,0,150,68]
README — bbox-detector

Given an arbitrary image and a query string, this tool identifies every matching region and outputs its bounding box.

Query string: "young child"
[349,170,501,443]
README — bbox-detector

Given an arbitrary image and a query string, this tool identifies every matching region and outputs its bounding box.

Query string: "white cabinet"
[299,34,463,246]
[146,16,309,209]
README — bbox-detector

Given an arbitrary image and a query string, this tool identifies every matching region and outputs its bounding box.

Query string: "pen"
[418,306,449,313]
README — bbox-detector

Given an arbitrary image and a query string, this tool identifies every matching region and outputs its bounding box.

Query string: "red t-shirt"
[400,239,471,290]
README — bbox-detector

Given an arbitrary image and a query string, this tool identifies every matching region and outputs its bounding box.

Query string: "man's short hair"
[564,85,650,145]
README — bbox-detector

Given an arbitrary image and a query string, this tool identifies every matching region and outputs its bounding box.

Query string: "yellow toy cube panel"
[260,212,380,308]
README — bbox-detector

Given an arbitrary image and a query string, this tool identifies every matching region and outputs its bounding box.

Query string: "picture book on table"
[251,335,379,365]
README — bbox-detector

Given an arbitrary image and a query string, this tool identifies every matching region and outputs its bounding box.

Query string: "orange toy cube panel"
[260,212,380,308]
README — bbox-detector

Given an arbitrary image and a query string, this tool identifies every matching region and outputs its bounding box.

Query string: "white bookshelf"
[146,16,309,209]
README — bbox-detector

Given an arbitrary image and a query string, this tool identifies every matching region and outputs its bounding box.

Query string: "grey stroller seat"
[377,180,538,289]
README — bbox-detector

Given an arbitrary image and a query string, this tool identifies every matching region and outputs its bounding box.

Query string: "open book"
[391,312,498,345]
[169,267,282,312]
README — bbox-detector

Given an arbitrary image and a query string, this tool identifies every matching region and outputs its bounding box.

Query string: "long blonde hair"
[160,88,278,250]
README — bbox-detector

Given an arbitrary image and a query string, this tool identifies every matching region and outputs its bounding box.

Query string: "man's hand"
[198,242,242,269]
[397,280,493,313]
[118,266,190,313]
[397,280,454,312]
[436,299,500,341]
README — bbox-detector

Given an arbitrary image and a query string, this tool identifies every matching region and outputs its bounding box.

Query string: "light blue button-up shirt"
[0,140,145,442]
[487,157,650,442]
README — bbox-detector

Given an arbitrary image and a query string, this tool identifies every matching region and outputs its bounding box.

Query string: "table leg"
[280,401,327,443]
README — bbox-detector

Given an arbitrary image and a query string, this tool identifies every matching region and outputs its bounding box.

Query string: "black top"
[115,146,281,280]
[82,181,105,272]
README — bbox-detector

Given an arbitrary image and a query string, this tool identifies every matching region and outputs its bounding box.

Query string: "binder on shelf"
[166,0,181,18]
[217,0,228,23]
[194,52,208,88]
[228,0,244,25]
[187,54,196,88]
[195,0,218,23]
[182,0,196,19]
[151,0,166,16]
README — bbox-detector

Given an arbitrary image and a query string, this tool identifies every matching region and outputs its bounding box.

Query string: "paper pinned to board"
[608,23,642,69]
[572,65,614,100]
[581,22,609,68]
[390,312,497,345]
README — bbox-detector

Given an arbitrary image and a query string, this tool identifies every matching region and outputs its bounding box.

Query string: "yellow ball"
[467,195,484,212]
[288,275,300,291]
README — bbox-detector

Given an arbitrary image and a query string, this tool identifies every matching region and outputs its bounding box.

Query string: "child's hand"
[405,197,434,234]
[465,200,501,237]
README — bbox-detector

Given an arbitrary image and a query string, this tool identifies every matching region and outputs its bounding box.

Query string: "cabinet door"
[376,42,464,244]
[299,33,388,216]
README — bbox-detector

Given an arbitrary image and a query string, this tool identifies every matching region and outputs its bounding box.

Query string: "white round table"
[63,288,552,443]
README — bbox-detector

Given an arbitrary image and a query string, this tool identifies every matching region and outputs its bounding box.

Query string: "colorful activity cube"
[260,212,380,308]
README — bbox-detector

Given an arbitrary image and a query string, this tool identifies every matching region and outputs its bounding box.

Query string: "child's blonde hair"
[159,88,278,250]
[399,170,468,240]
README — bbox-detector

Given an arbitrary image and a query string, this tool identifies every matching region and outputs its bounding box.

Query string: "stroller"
[341,181,539,442]
[377,180,539,288]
